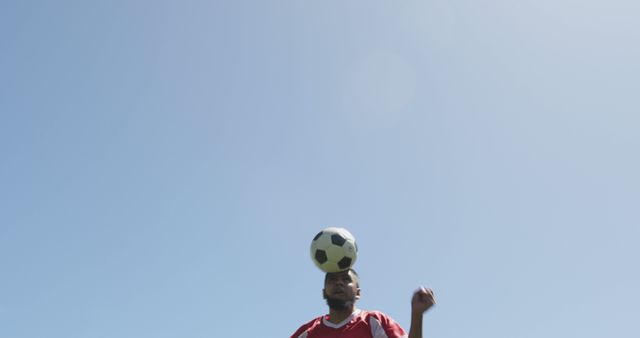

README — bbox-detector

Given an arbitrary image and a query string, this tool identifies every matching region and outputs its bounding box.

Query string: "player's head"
[324,268,360,287]
[323,269,360,310]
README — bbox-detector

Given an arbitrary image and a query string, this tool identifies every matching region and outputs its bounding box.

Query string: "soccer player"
[290,269,436,338]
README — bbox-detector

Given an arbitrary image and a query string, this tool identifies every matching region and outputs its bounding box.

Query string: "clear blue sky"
[2,1,639,337]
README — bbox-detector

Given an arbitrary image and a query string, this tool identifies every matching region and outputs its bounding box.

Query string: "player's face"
[323,270,360,304]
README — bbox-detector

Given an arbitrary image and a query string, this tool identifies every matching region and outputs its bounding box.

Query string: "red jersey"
[290,309,407,338]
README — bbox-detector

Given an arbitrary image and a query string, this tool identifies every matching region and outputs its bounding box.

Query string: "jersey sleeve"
[368,311,408,338]
[290,317,321,338]
[290,324,309,338]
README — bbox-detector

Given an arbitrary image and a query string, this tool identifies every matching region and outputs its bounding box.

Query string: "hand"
[411,286,436,315]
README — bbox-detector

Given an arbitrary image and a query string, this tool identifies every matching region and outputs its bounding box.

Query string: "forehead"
[325,270,357,281]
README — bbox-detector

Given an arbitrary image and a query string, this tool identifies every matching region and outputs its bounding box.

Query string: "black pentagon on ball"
[338,257,352,270]
[331,234,346,246]
[315,249,328,264]
[313,231,323,241]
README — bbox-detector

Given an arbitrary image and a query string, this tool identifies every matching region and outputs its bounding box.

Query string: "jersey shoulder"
[289,316,323,338]
[361,310,407,338]
[358,309,394,322]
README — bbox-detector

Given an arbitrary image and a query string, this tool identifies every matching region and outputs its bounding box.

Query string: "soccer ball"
[310,227,358,273]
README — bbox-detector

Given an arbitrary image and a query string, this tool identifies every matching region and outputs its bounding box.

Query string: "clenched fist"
[411,287,436,314]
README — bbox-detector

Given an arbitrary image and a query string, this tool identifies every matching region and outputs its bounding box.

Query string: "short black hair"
[324,269,360,287]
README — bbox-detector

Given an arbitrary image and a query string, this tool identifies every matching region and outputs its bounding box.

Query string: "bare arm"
[408,287,436,338]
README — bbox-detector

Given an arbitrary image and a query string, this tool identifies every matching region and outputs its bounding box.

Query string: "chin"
[325,296,355,310]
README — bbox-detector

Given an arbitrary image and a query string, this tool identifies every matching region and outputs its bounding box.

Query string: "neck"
[327,305,356,324]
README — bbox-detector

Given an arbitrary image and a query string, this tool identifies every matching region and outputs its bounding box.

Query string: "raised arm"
[408,287,436,338]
